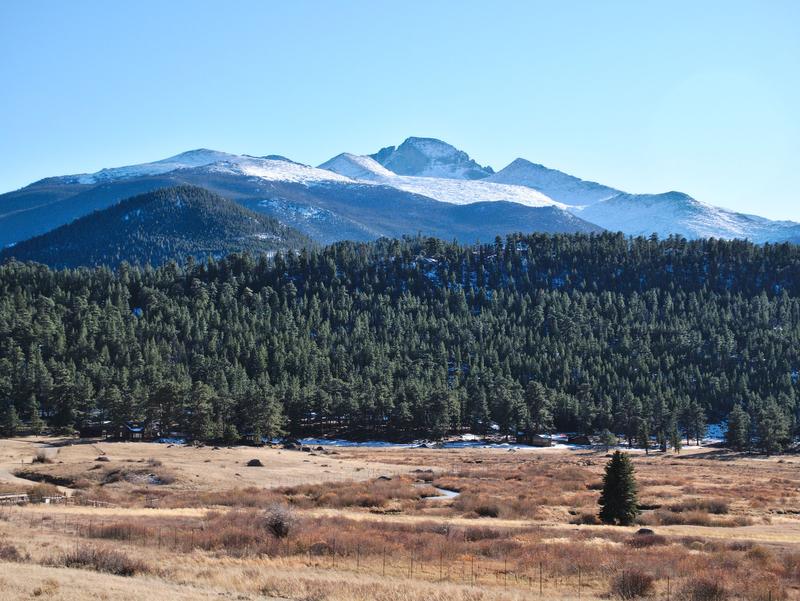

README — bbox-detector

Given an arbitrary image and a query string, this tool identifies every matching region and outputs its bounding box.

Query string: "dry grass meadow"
[1,436,798,600]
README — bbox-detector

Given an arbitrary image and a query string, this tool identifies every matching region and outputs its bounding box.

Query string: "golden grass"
[1,438,799,600]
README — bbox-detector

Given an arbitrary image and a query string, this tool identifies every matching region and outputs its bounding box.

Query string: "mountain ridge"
[0,185,314,268]
[2,137,799,250]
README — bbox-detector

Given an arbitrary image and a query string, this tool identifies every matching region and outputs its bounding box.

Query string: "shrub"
[571,512,601,525]
[146,458,163,467]
[626,534,667,548]
[26,483,60,503]
[611,569,655,599]
[474,503,500,518]
[0,542,23,561]
[669,499,729,515]
[263,504,295,538]
[54,546,149,576]
[678,577,728,601]
[33,449,57,464]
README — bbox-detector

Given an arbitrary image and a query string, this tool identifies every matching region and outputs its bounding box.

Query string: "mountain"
[577,192,800,243]
[318,152,564,209]
[0,149,598,250]
[0,185,314,268]
[369,137,494,179]
[2,138,799,251]
[486,158,621,206]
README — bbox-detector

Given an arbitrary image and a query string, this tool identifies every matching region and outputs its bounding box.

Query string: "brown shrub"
[611,569,655,599]
[626,534,667,548]
[88,522,151,541]
[0,542,24,561]
[26,483,60,503]
[53,546,149,576]
[678,577,728,601]
[33,449,57,464]
[473,502,500,518]
[263,504,295,539]
[571,512,601,525]
[669,499,729,515]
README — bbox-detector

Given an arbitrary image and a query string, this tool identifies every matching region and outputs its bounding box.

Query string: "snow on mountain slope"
[68,149,240,184]
[318,153,566,209]
[203,156,353,185]
[61,149,354,187]
[318,153,396,181]
[369,137,494,179]
[385,175,565,208]
[576,192,800,242]
[487,158,620,206]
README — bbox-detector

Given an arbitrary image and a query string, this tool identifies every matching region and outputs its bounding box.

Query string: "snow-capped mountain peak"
[369,137,494,180]
[317,151,566,209]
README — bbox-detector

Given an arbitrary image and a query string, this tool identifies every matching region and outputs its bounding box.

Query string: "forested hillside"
[0,186,314,268]
[1,233,798,450]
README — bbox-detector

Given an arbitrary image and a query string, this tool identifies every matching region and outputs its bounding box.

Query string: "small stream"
[421,485,460,500]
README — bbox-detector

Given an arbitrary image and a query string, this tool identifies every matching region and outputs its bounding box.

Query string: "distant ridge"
[0,185,313,268]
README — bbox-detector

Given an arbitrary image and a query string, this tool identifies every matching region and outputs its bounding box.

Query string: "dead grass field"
[1,437,798,601]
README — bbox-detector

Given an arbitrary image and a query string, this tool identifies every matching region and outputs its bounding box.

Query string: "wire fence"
[0,505,783,601]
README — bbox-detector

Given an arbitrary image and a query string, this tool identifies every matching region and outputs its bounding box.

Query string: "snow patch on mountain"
[206,156,353,185]
[318,153,396,181]
[487,158,620,206]
[73,149,239,184]
[575,192,800,242]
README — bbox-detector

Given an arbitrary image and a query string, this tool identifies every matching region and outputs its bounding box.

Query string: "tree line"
[0,232,798,451]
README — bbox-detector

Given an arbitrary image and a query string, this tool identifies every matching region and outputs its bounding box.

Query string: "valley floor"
[0,437,798,600]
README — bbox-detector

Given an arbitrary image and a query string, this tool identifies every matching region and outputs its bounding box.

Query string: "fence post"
[540,561,543,596]
[356,544,360,570]
[382,547,386,576]
[439,550,443,581]
[578,566,581,599]
[409,553,413,579]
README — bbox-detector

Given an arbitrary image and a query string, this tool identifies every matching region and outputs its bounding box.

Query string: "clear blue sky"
[1,1,798,219]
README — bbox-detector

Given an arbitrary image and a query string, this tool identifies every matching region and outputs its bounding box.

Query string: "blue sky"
[1,1,798,219]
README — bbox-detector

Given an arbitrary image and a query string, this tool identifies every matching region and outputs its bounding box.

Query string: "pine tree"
[756,398,789,455]
[0,401,20,437]
[725,404,751,451]
[187,382,216,442]
[524,381,553,435]
[27,394,44,435]
[598,451,640,526]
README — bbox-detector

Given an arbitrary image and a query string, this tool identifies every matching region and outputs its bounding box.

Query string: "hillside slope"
[0,185,313,268]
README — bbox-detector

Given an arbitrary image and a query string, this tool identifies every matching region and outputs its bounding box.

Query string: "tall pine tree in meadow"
[598,451,640,525]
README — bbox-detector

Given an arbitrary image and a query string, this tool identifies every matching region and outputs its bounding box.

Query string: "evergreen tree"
[524,381,553,435]
[598,451,640,526]
[0,400,20,437]
[187,382,216,442]
[725,404,751,451]
[26,393,44,435]
[755,398,789,455]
